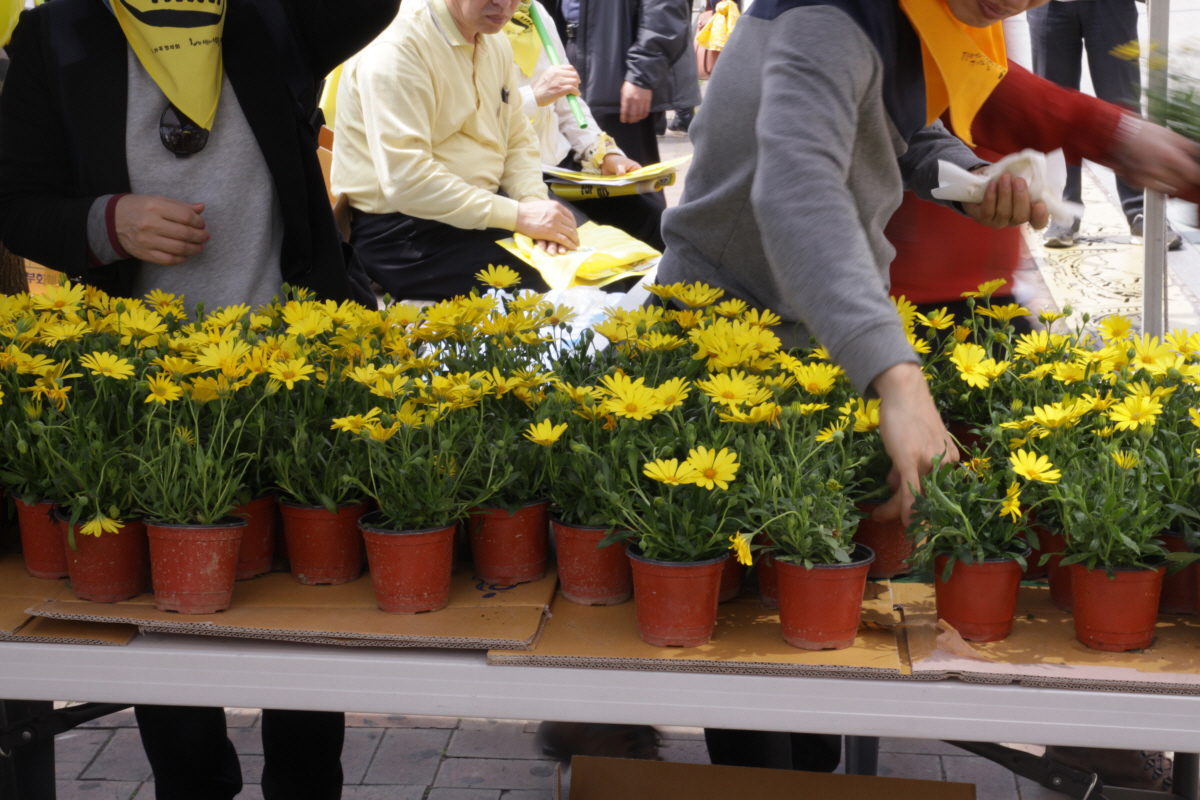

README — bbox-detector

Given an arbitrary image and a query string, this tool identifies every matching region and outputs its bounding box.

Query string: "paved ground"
[52,707,1070,800]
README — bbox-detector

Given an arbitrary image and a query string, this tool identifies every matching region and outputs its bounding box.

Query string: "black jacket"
[548,0,701,115]
[0,0,399,303]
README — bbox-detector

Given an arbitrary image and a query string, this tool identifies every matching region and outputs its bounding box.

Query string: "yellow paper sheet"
[543,156,692,186]
[496,222,659,290]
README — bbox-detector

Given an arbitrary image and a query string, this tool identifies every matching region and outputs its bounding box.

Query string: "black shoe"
[535,721,661,762]
[655,115,667,137]
[1130,213,1183,251]
[1043,219,1081,248]
[667,107,695,134]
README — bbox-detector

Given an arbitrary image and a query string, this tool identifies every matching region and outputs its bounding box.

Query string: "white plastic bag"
[930,148,1083,228]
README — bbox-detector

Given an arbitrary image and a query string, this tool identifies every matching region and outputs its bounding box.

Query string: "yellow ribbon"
[898,0,1007,147]
[109,0,226,131]
[503,6,543,78]
[696,0,740,52]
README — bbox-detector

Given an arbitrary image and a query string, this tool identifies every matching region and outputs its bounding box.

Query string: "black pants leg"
[350,211,549,301]
[135,705,243,800]
[261,709,346,800]
[704,729,842,773]
[1028,0,1142,220]
[591,112,664,170]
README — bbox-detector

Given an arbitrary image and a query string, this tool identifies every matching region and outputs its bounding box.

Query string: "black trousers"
[1027,0,1143,221]
[135,705,345,800]
[350,211,549,301]
[592,111,666,172]
[704,729,842,772]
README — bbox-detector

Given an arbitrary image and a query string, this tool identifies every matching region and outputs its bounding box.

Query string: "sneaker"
[1044,746,1172,792]
[1130,213,1183,251]
[667,107,695,134]
[1043,220,1080,248]
[535,721,661,762]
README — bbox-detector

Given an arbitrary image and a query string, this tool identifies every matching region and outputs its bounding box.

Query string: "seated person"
[332,0,578,301]
[504,1,665,250]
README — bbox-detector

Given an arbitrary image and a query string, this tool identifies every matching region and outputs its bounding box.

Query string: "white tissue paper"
[930,148,1083,228]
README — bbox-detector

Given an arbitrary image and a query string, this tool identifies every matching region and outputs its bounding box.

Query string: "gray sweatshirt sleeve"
[86,194,122,265]
[900,120,989,207]
[748,9,916,396]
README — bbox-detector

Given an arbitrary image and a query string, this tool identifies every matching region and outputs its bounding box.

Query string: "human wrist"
[1111,113,1145,169]
[871,361,926,401]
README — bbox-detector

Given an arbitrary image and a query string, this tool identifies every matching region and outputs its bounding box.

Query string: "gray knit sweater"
[658,7,985,395]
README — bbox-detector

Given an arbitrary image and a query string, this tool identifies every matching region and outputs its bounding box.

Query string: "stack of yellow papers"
[496,222,660,290]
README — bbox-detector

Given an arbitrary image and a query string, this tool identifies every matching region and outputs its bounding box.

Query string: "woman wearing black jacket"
[0,1,398,797]
[0,0,395,308]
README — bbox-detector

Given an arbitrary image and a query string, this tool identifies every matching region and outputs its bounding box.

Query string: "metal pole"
[1144,0,1170,338]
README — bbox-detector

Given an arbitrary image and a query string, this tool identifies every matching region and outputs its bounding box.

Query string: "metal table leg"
[845,736,879,776]
[1173,754,1198,800]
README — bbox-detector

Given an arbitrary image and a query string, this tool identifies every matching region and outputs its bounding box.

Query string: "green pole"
[528,4,588,129]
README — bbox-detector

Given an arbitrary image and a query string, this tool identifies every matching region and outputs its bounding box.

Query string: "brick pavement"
[52,707,1068,800]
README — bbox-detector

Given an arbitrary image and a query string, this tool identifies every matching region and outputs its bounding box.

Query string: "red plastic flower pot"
[754,534,778,609]
[1070,563,1165,652]
[1037,528,1072,611]
[1020,527,1049,581]
[852,503,912,579]
[719,553,743,603]
[279,500,366,585]
[60,517,149,603]
[629,546,726,647]
[360,513,455,614]
[933,552,1025,642]
[15,498,67,579]
[1156,533,1197,615]
[551,518,631,606]
[147,518,246,614]
[468,500,549,585]
[776,545,875,650]
[948,421,984,452]
[232,494,278,581]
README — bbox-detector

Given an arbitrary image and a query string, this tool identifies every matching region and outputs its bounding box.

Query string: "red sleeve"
[970,63,1126,167]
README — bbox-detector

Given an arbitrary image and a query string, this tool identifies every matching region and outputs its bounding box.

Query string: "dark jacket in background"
[0,0,399,303]
[549,0,702,115]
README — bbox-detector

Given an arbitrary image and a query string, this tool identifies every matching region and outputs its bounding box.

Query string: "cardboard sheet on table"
[488,581,905,678]
[0,555,136,645]
[28,566,558,650]
[893,582,1200,694]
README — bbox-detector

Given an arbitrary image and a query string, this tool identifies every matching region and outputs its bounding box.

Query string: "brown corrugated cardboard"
[488,582,906,677]
[894,582,1200,694]
[29,566,559,650]
[563,756,976,800]
[0,556,136,645]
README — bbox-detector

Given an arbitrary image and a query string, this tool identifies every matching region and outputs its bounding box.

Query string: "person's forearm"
[970,63,1123,166]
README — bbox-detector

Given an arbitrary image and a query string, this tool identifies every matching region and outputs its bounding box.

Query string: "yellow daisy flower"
[1107,395,1163,431]
[475,264,522,289]
[80,352,135,380]
[729,532,754,567]
[1000,481,1021,521]
[643,458,697,486]
[145,374,182,405]
[268,357,315,390]
[1112,451,1139,470]
[1009,449,1061,483]
[683,446,739,490]
[524,420,568,447]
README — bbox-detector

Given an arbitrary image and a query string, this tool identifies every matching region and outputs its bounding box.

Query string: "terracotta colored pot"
[1157,533,1197,615]
[468,500,549,585]
[1070,563,1165,652]
[60,517,149,603]
[1020,526,1050,581]
[1041,529,1072,612]
[279,501,366,585]
[360,513,455,614]
[948,421,984,452]
[719,554,743,603]
[933,552,1025,642]
[232,494,277,581]
[629,546,726,647]
[147,518,245,614]
[551,518,631,606]
[754,534,778,609]
[16,498,67,579]
[776,545,875,650]
[852,503,912,578]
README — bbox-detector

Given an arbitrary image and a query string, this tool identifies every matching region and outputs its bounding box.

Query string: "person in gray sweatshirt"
[657,0,1053,774]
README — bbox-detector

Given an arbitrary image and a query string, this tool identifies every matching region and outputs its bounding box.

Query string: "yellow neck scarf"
[696,0,740,52]
[503,4,542,78]
[110,0,226,131]
[897,0,1006,147]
